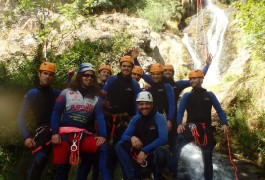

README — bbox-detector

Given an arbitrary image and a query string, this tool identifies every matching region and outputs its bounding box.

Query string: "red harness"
[189,123,208,146]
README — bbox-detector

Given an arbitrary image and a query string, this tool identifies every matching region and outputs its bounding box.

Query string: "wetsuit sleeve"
[142,72,153,84]
[177,92,190,125]
[95,98,107,137]
[51,90,67,134]
[102,76,116,92]
[134,58,140,66]
[175,80,191,90]
[202,65,209,75]
[17,89,37,139]
[208,92,227,125]
[53,89,61,98]
[121,115,139,142]
[142,113,168,153]
[133,80,142,114]
[164,83,175,121]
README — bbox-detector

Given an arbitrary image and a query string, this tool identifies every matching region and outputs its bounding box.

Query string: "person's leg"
[153,146,169,180]
[115,141,135,180]
[76,153,95,180]
[202,148,213,180]
[168,128,193,179]
[27,149,50,180]
[91,152,100,180]
[51,139,71,180]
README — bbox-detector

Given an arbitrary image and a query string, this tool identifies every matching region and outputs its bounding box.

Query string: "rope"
[131,147,148,168]
[196,0,208,57]
[189,123,208,146]
[111,114,117,139]
[226,132,239,180]
[69,132,83,165]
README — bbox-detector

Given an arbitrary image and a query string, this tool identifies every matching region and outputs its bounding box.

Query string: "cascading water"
[178,1,234,180]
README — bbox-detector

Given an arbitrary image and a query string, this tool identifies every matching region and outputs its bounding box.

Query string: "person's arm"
[175,80,191,90]
[51,90,67,134]
[17,89,37,139]
[202,54,212,75]
[95,98,107,137]
[121,115,139,142]
[164,83,175,121]
[141,113,168,153]
[132,80,142,114]
[176,92,190,125]
[208,92,227,125]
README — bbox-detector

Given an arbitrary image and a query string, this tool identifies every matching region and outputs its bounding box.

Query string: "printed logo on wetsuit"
[150,125,156,130]
[71,104,94,112]
[125,88,132,91]
[204,97,210,101]
[158,89,164,92]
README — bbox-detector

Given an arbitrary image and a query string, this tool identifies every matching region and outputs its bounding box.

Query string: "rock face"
[0,12,188,75]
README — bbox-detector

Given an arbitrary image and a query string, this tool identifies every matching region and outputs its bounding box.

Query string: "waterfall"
[177,1,234,179]
[182,0,229,87]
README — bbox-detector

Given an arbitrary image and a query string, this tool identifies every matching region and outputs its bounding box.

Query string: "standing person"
[175,69,228,180]
[147,63,175,131]
[101,55,141,176]
[116,91,169,180]
[51,63,111,180]
[97,64,112,88]
[77,64,112,180]
[131,65,143,82]
[17,61,60,179]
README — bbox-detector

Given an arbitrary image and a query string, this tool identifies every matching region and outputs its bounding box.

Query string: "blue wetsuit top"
[121,111,168,153]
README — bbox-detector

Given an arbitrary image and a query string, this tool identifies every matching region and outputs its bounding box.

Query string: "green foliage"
[138,0,182,31]
[234,0,265,58]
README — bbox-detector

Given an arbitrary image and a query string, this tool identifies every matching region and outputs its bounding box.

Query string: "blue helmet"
[78,63,95,73]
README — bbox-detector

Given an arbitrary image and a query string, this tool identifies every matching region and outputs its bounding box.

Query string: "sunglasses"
[82,73,95,78]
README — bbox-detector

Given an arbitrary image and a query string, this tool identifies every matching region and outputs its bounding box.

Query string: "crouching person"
[116,91,169,180]
[50,63,111,180]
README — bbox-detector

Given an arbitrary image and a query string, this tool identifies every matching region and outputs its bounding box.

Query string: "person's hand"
[102,100,111,109]
[143,83,151,90]
[131,136,142,149]
[52,134,61,144]
[167,120,172,131]
[177,124,185,134]
[137,151,146,165]
[131,48,139,59]
[206,54,213,67]
[95,136,106,146]
[100,90,107,97]
[24,138,35,149]
[221,124,228,135]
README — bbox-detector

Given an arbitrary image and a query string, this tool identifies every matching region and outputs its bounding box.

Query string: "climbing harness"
[226,131,239,180]
[188,123,208,146]
[69,132,83,165]
[131,147,148,168]
[31,126,52,154]
[105,112,129,139]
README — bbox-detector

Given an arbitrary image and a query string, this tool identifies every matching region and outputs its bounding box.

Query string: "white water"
[178,1,233,179]
[182,0,229,87]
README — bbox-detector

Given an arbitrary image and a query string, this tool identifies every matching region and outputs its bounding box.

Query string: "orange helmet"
[98,64,112,74]
[132,66,143,75]
[120,55,134,65]
[164,64,174,71]
[150,63,164,73]
[39,62,56,73]
[188,69,204,79]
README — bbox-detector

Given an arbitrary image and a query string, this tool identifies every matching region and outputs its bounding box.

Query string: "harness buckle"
[71,140,78,151]
[188,123,196,130]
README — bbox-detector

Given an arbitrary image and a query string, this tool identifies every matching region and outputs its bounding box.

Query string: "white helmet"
[136,91,153,102]
[78,63,95,73]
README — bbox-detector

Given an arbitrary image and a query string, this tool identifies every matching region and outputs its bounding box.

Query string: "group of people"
[17,49,228,180]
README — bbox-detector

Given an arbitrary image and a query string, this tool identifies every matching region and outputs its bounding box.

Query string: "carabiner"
[71,140,78,151]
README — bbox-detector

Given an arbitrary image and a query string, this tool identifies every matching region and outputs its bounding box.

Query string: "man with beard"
[101,55,141,177]
[175,69,228,180]
[116,91,169,180]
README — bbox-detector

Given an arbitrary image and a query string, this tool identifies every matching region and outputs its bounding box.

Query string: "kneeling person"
[116,91,169,180]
